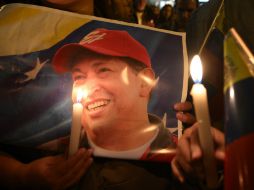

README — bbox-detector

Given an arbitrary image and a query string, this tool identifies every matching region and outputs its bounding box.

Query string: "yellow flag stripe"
[215,5,225,34]
[224,29,253,92]
[0,3,91,56]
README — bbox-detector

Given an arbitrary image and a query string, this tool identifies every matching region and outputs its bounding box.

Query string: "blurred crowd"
[0,0,200,32]
[95,0,199,32]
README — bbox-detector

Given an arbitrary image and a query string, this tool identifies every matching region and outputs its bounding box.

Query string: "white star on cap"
[80,30,106,44]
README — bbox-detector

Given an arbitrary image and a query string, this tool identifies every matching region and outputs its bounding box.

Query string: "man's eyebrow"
[92,61,108,67]
[71,60,112,73]
[71,68,82,73]
[90,61,113,69]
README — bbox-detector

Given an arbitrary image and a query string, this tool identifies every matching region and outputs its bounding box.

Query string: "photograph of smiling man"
[52,28,184,162]
[0,4,187,163]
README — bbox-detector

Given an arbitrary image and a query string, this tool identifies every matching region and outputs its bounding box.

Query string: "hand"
[174,101,196,125]
[171,123,225,183]
[25,148,93,190]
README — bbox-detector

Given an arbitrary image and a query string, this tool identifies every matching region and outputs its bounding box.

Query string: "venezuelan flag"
[0,3,187,151]
[0,3,93,147]
[224,28,254,190]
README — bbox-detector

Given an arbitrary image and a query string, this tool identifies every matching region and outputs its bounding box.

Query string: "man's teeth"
[87,100,109,111]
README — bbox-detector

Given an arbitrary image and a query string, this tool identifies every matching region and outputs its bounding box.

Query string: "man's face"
[71,56,146,132]
[105,0,135,22]
[162,6,173,19]
[176,0,197,23]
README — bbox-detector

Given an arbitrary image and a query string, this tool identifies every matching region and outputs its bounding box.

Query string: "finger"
[66,148,93,174]
[211,128,225,161]
[214,150,225,162]
[177,136,192,163]
[63,158,93,189]
[171,158,185,183]
[189,124,202,160]
[174,102,192,111]
[60,150,93,189]
[59,136,70,145]
[55,148,88,174]
[176,112,196,124]
[191,159,205,181]
[211,128,225,148]
[176,153,193,174]
[64,148,89,170]
[48,154,66,164]
[175,134,193,173]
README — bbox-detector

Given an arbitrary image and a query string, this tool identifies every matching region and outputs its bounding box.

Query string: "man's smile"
[86,99,110,112]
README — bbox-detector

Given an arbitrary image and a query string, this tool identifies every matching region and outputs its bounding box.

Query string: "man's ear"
[138,68,156,97]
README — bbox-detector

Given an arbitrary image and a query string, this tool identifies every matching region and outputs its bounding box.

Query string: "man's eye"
[73,75,86,81]
[99,67,111,72]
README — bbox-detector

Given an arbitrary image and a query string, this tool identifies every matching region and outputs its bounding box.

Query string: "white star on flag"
[20,58,48,83]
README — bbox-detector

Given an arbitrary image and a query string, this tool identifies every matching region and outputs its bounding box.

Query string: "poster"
[0,3,188,162]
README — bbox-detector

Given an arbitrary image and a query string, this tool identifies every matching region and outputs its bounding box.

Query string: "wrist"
[17,163,31,188]
[0,156,29,188]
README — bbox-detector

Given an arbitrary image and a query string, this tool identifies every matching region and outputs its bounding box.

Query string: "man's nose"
[84,79,101,98]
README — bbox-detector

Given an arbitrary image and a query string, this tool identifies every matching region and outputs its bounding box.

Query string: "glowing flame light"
[76,88,88,103]
[190,55,203,83]
[229,87,235,100]
[121,67,129,85]
[76,89,83,103]
[139,73,159,88]
[140,74,159,87]
[142,124,158,133]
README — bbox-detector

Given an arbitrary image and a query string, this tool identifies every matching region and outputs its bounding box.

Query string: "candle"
[69,88,84,156]
[190,55,218,188]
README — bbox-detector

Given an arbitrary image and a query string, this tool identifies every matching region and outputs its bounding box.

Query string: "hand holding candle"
[69,87,86,156]
[190,55,218,188]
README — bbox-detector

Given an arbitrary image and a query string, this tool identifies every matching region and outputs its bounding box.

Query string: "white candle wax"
[190,55,218,188]
[191,83,211,127]
[69,102,83,156]
[191,83,218,188]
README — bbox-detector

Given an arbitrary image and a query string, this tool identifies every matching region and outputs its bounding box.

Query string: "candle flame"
[76,88,88,103]
[76,89,83,103]
[229,87,235,100]
[190,55,203,83]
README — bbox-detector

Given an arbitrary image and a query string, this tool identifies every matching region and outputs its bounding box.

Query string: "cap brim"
[53,43,133,74]
[53,44,87,73]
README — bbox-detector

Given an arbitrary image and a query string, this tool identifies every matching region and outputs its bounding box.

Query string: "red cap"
[52,28,151,73]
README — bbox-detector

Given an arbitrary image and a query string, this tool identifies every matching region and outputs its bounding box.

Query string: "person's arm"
[0,155,28,188]
[42,0,94,15]
[0,148,93,189]
[171,122,225,183]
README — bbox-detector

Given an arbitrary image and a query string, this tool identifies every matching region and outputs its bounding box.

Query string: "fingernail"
[179,176,185,183]
[174,103,179,110]
[192,150,201,160]
[176,112,183,119]
[87,148,93,156]
[78,148,86,155]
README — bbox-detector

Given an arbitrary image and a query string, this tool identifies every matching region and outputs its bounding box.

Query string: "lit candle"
[190,55,218,188]
[69,88,84,156]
